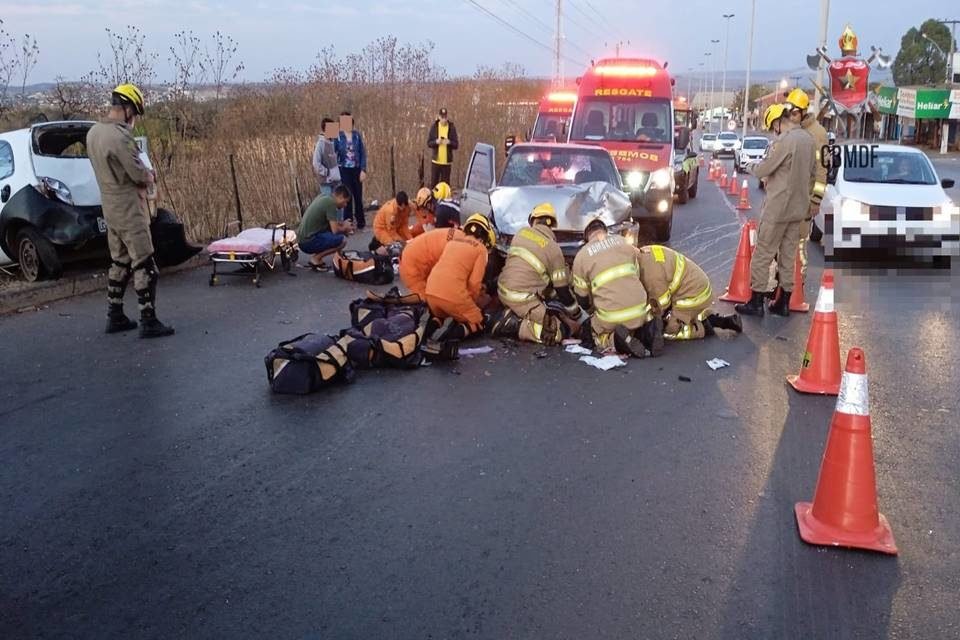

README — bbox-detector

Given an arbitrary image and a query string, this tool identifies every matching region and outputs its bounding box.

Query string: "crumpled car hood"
[489,182,632,236]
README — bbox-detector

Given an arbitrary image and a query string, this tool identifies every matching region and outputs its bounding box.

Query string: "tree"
[19,34,39,96]
[731,83,769,117]
[893,19,953,86]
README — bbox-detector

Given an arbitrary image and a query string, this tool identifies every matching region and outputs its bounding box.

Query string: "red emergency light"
[546,91,577,103]
[594,65,658,77]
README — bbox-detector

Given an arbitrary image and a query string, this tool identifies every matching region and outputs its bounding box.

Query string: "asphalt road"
[1,159,958,639]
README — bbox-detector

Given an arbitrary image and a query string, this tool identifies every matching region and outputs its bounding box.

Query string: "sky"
[5,0,954,85]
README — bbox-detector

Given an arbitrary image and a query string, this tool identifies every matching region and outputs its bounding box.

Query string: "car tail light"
[36,177,74,205]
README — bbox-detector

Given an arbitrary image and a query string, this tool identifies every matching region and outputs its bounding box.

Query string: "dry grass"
[156,77,541,242]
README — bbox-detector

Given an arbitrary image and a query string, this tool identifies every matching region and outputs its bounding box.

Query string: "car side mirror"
[674,127,691,151]
[0,184,9,203]
[942,178,955,189]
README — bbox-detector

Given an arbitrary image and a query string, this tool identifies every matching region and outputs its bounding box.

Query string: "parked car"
[459,142,640,255]
[812,144,958,262]
[714,131,741,157]
[0,120,198,281]
[734,135,770,172]
[698,133,718,153]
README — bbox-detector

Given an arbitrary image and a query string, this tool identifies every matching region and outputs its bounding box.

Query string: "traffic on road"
[2,7,960,640]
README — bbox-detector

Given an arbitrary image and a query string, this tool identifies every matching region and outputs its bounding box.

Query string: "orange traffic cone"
[720,173,729,189]
[719,220,757,303]
[787,270,841,394]
[794,347,898,555]
[736,179,751,211]
[709,161,718,182]
[789,248,809,312]
[728,170,740,196]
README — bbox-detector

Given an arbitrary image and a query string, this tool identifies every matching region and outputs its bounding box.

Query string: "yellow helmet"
[529,202,557,228]
[464,213,496,248]
[763,103,788,131]
[414,187,433,207]
[432,182,452,201]
[112,83,145,115]
[785,88,810,112]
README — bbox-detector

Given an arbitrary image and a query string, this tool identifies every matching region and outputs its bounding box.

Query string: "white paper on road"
[459,346,494,357]
[579,355,627,371]
[706,358,730,370]
[565,344,593,355]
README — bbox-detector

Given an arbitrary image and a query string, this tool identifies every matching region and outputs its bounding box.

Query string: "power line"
[464,0,587,68]
[562,6,608,42]
[499,0,594,61]
[567,0,610,36]
[571,0,629,44]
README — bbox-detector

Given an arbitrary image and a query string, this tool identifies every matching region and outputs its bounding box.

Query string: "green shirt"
[298,195,339,239]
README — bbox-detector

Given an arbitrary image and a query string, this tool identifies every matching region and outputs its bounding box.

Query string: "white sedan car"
[812,144,959,260]
[698,133,717,153]
[714,131,742,156]
[734,136,769,172]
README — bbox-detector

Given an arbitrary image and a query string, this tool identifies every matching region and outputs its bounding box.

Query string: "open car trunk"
[31,122,101,206]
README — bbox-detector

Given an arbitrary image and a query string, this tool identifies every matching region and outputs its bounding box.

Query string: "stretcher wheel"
[253,275,261,288]
[209,275,218,286]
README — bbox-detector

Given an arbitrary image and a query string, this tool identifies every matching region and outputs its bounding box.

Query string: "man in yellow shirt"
[427,108,459,188]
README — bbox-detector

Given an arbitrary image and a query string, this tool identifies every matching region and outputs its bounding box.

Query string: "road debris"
[706,358,730,370]
[579,355,626,371]
[459,346,494,357]
[565,344,593,355]
[678,375,692,382]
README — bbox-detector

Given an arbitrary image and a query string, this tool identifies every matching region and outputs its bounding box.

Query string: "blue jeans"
[300,231,344,254]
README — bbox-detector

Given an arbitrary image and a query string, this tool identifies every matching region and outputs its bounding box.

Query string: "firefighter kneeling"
[572,218,663,358]
[487,203,582,345]
[636,244,742,340]
[420,214,496,359]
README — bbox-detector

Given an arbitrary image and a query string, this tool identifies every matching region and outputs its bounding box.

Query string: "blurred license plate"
[97,217,107,233]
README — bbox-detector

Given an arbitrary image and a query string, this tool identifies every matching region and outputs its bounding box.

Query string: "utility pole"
[704,52,712,120]
[554,0,564,87]
[710,39,720,131]
[814,0,830,110]
[720,14,735,132]
[741,0,755,139]
[687,67,694,102]
[937,18,958,153]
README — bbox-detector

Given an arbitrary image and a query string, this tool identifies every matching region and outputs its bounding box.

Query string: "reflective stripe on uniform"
[508,246,548,282]
[498,282,537,304]
[664,323,695,340]
[657,252,686,308]
[591,261,639,291]
[651,245,666,262]
[595,302,651,324]
[551,267,569,284]
[812,181,826,195]
[674,282,712,309]
[572,273,589,293]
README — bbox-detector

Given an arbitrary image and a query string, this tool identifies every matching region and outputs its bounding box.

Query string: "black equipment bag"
[346,287,429,368]
[264,333,355,394]
[333,250,394,285]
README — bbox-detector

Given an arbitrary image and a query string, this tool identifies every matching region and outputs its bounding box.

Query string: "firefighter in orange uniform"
[398,212,462,299]
[423,214,495,340]
[370,191,413,251]
[410,188,436,237]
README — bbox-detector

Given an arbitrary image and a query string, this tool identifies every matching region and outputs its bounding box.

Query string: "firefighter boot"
[139,310,175,338]
[485,309,521,338]
[707,313,744,333]
[637,315,665,357]
[105,304,137,334]
[614,325,650,359]
[735,291,766,317]
[768,290,791,317]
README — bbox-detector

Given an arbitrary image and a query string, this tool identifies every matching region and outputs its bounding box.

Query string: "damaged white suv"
[0,120,197,281]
